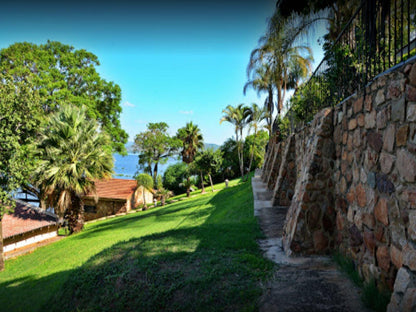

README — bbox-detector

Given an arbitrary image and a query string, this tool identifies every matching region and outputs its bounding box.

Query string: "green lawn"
[0,176,274,312]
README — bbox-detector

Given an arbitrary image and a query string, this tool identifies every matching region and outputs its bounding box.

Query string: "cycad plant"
[36,104,113,233]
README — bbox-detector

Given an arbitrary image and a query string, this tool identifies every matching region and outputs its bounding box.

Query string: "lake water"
[113,154,180,179]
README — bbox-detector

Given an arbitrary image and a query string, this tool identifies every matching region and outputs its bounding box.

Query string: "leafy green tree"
[194,149,223,192]
[133,122,181,184]
[136,173,154,209]
[220,104,250,178]
[36,104,113,234]
[247,103,269,173]
[163,162,188,195]
[0,75,42,271]
[219,138,239,180]
[243,131,269,170]
[0,41,128,154]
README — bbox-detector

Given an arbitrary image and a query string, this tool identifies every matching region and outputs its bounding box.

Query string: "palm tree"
[247,103,269,173]
[244,64,275,137]
[177,121,204,165]
[36,104,113,234]
[180,177,197,197]
[248,12,313,119]
[177,122,204,192]
[220,104,250,178]
[136,173,154,210]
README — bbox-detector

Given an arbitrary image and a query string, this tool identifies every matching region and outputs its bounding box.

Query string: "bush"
[163,162,188,195]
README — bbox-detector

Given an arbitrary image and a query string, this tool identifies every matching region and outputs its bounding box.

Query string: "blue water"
[113,154,180,179]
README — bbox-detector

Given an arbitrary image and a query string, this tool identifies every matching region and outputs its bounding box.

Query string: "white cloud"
[179,110,193,115]
[123,101,135,107]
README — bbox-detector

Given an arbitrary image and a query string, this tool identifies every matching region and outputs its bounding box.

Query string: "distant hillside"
[125,142,220,153]
[204,143,220,151]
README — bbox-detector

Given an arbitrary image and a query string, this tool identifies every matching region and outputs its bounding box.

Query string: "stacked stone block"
[272,135,297,207]
[267,142,284,191]
[282,108,336,255]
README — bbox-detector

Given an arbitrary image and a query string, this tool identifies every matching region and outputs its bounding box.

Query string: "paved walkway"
[252,170,370,312]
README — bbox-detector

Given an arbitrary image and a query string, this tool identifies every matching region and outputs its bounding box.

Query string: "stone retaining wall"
[261,57,416,310]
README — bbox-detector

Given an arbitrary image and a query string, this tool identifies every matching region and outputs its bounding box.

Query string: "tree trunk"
[0,217,4,271]
[268,86,273,137]
[161,196,165,206]
[240,129,245,179]
[153,162,159,185]
[208,173,214,192]
[143,188,147,209]
[200,171,205,194]
[66,192,84,234]
[186,188,190,197]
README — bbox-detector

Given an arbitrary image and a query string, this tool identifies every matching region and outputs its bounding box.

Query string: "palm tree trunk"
[248,131,257,173]
[240,129,245,179]
[67,192,84,234]
[142,187,147,209]
[0,218,4,271]
[268,86,273,137]
[153,162,159,185]
[208,173,214,192]
[200,171,205,194]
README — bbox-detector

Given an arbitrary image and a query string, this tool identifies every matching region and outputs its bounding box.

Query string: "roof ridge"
[14,199,59,220]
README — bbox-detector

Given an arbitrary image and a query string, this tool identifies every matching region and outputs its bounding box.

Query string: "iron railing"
[288,0,415,127]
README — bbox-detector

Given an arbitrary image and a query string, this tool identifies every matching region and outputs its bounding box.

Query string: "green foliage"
[176,121,204,164]
[156,175,164,191]
[136,173,154,191]
[163,162,188,195]
[333,252,391,312]
[0,75,42,217]
[134,122,181,183]
[194,149,223,176]
[244,131,268,169]
[0,41,128,154]
[35,104,113,233]
[220,104,251,177]
[0,176,274,312]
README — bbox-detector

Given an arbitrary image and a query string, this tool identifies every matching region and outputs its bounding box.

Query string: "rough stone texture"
[266,143,283,191]
[375,198,389,226]
[397,149,416,182]
[264,59,416,310]
[272,136,297,207]
[283,108,335,255]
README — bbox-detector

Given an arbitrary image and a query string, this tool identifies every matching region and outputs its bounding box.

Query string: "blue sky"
[0,0,326,146]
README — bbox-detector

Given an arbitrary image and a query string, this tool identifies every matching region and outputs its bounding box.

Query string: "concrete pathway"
[252,170,370,312]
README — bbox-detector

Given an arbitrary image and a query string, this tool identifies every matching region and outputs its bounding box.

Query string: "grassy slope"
[0,177,274,312]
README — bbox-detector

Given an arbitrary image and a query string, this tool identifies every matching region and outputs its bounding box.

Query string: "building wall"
[83,198,127,221]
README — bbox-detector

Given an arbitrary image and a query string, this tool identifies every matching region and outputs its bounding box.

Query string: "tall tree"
[248,12,313,120]
[0,41,128,154]
[133,122,181,184]
[0,75,42,271]
[220,104,250,178]
[247,103,269,173]
[176,122,204,165]
[35,104,113,234]
[194,149,223,192]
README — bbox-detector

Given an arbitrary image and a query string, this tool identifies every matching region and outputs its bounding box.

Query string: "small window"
[84,205,97,213]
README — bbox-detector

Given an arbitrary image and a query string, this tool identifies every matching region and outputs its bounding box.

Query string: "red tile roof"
[3,200,58,239]
[84,178,138,200]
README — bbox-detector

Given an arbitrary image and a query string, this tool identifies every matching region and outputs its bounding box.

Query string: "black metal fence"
[289,0,415,126]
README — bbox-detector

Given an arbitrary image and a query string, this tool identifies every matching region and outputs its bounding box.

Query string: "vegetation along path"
[0,178,274,312]
[252,170,370,312]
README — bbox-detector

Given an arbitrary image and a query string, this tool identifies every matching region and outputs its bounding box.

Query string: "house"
[82,178,153,221]
[2,199,59,254]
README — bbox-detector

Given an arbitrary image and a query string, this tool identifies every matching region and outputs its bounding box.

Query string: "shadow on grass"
[0,178,273,312]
